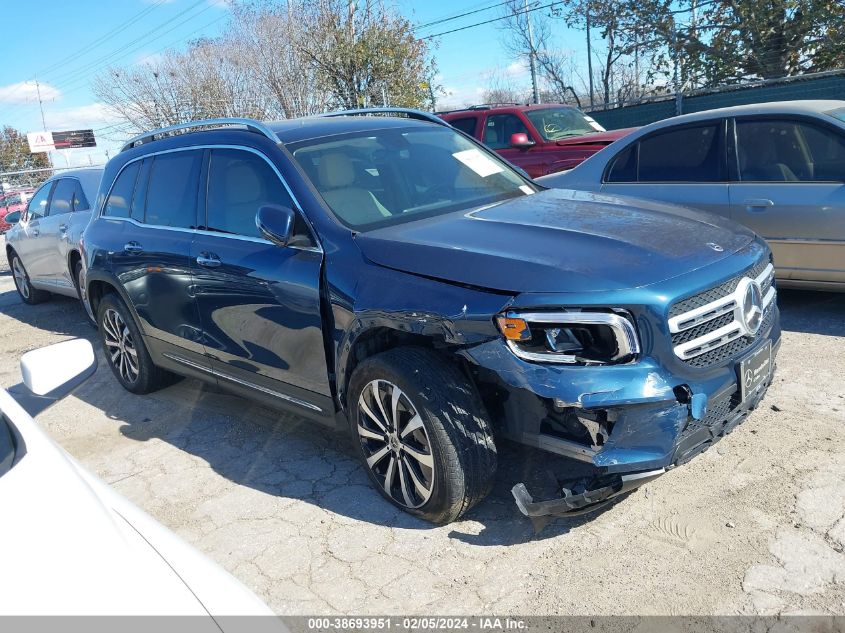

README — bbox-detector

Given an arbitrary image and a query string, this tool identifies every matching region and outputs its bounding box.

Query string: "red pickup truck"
[439,103,634,178]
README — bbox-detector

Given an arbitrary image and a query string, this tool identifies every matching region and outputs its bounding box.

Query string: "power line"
[0,1,168,106]
[57,11,228,99]
[37,0,170,77]
[420,1,562,40]
[0,0,215,121]
[414,1,512,31]
[44,0,212,92]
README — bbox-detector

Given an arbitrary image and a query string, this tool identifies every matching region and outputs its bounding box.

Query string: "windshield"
[290,125,535,230]
[524,107,606,140]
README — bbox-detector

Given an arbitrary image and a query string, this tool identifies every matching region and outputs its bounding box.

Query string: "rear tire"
[9,252,49,305]
[348,347,497,524]
[97,292,173,394]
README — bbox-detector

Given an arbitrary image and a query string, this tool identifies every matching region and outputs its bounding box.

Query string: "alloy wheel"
[12,257,29,299]
[102,308,140,384]
[357,379,435,509]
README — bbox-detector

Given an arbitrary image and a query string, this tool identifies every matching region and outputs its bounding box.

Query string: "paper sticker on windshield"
[453,149,503,177]
[584,116,606,132]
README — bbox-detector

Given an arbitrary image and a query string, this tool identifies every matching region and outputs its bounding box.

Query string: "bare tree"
[499,1,583,107]
[93,0,435,132]
[230,1,330,118]
[481,73,529,105]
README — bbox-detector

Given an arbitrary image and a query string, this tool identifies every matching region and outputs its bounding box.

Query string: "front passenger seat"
[317,153,391,225]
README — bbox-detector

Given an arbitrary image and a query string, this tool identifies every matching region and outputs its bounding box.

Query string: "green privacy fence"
[586,69,845,130]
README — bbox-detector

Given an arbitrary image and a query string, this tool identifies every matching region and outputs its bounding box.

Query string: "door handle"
[123,241,144,254]
[744,198,774,211]
[58,223,68,232]
[196,252,221,268]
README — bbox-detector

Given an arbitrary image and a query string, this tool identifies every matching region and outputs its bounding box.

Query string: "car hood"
[355,188,755,294]
[553,127,635,146]
[0,389,273,620]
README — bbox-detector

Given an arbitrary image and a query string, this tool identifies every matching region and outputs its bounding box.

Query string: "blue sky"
[0,0,582,166]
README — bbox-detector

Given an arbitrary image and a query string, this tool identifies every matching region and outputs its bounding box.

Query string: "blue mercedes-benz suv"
[81,110,780,524]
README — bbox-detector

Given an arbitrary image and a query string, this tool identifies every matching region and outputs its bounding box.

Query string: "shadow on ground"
[2,282,839,543]
[776,289,845,337]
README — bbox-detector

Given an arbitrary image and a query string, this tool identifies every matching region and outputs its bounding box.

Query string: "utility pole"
[34,77,47,131]
[34,76,53,169]
[524,0,540,104]
[586,7,594,107]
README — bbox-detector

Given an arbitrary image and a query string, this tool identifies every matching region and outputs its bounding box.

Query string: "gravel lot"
[1,236,843,616]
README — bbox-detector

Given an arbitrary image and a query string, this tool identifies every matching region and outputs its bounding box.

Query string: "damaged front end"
[460,275,781,519]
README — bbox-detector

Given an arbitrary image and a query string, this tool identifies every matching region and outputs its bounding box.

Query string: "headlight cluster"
[496,310,640,365]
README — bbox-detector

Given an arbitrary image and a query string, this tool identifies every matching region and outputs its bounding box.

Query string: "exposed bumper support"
[511,468,665,517]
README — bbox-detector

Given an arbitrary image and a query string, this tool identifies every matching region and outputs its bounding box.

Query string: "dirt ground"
[1,236,843,616]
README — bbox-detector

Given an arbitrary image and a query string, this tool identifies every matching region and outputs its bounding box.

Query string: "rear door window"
[736,118,845,182]
[48,179,76,216]
[638,123,724,182]
[206,149,293,239]
[104,162,140,218]
[449,117,479,137]
[145,151,202,228]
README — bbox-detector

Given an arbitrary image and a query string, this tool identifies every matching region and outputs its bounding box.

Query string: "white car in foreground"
[0,339,277,624]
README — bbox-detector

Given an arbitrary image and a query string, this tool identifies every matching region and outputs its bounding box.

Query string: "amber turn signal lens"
[496,315,530,341]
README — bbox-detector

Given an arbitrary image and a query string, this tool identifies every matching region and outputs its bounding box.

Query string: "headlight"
[495,310,640,365]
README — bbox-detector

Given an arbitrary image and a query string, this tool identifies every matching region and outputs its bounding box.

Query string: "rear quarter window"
[605,144,638,182]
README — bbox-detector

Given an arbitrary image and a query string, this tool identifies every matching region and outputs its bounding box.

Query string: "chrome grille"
[669,258,776,367]
[669,258,771,319]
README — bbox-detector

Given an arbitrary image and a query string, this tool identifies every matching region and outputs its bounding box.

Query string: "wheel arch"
[86,272,144,334]
[338,324,476,413]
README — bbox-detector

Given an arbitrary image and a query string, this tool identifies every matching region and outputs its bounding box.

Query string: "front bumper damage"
[463,326,781,518]
[512,468,665,517]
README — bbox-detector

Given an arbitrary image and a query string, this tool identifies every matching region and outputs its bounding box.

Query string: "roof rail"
[121,117,280,152]
[318,107,449,127]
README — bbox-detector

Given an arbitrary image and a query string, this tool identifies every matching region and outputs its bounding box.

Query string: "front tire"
[9,252,49,305]
[97,292,172,394]
[348,347,497,524]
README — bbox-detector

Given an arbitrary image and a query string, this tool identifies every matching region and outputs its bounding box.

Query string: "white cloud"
[41,103,125,168]
[0,81,61,105]
[504,60,530,78]
[44,103,118,132]
[438,84,485,111]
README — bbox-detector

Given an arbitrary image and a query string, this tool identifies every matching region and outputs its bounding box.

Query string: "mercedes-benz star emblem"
[736,277,764,336]
[745,368,754,388]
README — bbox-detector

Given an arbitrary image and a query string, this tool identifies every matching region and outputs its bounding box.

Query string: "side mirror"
[510,132,535,148]
[11,339,97,417]
[256,204,295,247]
[5,211,20,224]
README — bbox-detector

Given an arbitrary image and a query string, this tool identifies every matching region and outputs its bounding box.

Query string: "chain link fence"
[1,165,104,216]
[585,68,845,130]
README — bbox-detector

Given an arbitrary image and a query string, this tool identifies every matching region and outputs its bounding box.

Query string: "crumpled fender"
[332,266,512,406]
